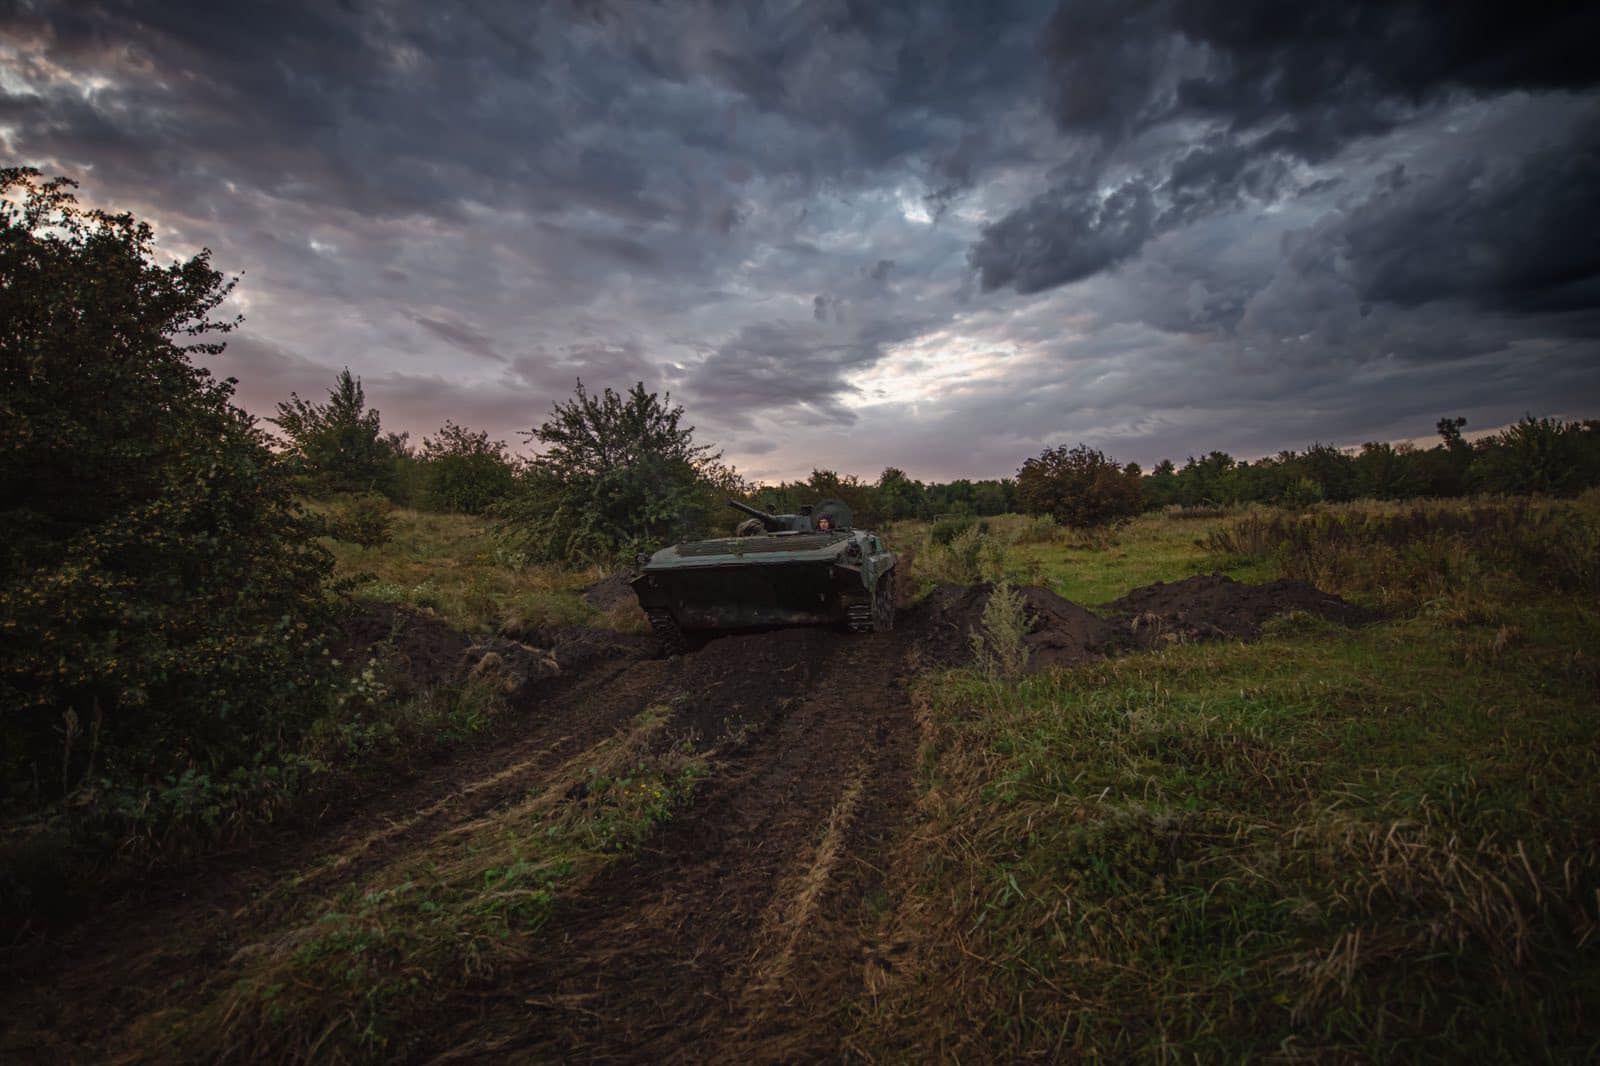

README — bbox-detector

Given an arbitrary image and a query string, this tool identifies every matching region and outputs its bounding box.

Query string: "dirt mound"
[1018,586,1126,669]
[336,602,473,692]
[581,570,639,611]
[1106,573,1375,643]
[901,584,990,666]
[901,584,1123,672]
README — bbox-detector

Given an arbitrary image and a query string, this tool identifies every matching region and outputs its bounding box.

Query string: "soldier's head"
[816,514,833,531]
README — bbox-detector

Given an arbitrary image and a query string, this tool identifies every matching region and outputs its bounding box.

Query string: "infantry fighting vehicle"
[630,498,897,652]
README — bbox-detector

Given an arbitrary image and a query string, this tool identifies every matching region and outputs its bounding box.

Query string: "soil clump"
[336,601,472,692]
[1107,573,1377,643]
[581,570,640,611]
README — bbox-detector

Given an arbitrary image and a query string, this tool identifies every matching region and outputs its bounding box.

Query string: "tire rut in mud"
[417,628,921,1063]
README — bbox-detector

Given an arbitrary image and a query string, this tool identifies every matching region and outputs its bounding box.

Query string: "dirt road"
[3,616,934,1063]
[420,626,920,1062]
[2,575,1365,1062]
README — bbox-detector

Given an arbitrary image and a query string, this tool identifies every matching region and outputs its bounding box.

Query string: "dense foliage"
[1016,444,1144,528]
[270,368,400,496]
[1143,417,1600,509]
[0,168,338,818]
[419,421,518,514]
[498,381,741,563]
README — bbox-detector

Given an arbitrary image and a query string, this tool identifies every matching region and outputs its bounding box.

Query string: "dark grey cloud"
[3,0,1595,481]
[411,314,505,362]
[685,322,882,427]
[969,177,1155,292]
[975,0,1600,319]
[1341,125,1600,315]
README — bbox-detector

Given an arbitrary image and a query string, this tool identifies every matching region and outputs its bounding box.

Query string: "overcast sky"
[4,0,1598,482]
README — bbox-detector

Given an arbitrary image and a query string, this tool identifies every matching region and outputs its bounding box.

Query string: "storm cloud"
[2,0,1595,480]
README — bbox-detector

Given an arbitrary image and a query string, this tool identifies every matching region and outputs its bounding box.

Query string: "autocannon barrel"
[727,498,781,528]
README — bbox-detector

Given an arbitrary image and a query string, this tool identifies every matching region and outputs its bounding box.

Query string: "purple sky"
[4,1,1598,482]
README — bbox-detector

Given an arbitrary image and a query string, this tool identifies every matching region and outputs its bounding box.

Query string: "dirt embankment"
[915,572,1374,673]
[1,573,1370,1063]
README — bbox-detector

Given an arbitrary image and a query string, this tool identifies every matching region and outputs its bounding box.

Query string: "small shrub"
[923,526,1013,585]
[328,495,395,548]
[930,514,981,546]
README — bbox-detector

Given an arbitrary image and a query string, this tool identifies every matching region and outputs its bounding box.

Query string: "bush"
[498,381,740,565]
[1017,443,1142,528]
[923,526,1013,585]
[419,421,518,514]
[328,495,395,548]
[0,169,339,820]
[930,514,986,546]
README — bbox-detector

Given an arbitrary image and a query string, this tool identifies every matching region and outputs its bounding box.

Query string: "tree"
[876,467,926,521]
[1016,443,1143,528]
[499,380,731,563]
[0,168,337,811]
[419,420,518,514]
[270,368,397,496]
[1471,416,1585,496]
[1354,441,1418,500]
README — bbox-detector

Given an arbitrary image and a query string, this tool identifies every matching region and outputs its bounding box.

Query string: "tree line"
[271,359,1600,538]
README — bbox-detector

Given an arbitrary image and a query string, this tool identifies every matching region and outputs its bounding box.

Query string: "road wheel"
[646,609,688,655]
[872,570,896,632]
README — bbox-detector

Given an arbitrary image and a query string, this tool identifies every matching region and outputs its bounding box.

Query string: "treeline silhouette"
[275,368,1600,529]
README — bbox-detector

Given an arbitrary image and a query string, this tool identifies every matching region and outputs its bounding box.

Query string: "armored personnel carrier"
[630,498,897,652]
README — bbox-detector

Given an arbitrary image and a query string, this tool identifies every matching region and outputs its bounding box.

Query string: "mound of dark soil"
[336,603,472,692]
[1105,573,1375,643]
[1018,586,1127,669]
[902,584,990,666]
[581,571,640,611]
[901,584,1123,672]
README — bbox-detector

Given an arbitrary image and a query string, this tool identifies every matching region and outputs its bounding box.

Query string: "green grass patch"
[860,500,1600,1060]
[311,502,644,634]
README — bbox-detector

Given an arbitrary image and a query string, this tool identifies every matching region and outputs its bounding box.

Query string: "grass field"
[311,501,640,633]
[858,495,1600,1060]
[318,496,1599,1058]
[9,495,1595,1061]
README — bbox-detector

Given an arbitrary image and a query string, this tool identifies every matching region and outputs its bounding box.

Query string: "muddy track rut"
[2,621,925,1063]
[419,627,920,1063]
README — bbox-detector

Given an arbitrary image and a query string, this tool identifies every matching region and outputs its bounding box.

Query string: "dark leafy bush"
[328,495,395,548]
[419,421,518,514]
[498,381,742,565]
[0,168,338,821]
[930,514,980,546]
[1017,443,1143,528]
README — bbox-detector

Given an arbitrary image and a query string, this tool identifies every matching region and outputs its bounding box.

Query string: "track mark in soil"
[414,629,922,1063]
[745,756,871,994]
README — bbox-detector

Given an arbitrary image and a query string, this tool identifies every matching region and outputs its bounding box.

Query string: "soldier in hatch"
[816,514,833,532]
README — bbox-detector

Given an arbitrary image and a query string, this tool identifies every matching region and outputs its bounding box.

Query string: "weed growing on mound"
[969,583,1031,681]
